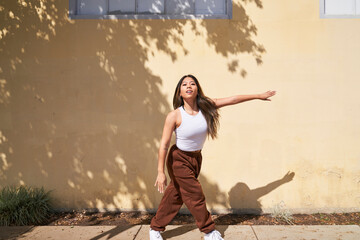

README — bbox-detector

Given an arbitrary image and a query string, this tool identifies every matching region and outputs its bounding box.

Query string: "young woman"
[149,74,276,240]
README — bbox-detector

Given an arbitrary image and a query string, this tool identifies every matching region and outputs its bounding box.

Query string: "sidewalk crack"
[250,226,259,240]
[133,225,143,240]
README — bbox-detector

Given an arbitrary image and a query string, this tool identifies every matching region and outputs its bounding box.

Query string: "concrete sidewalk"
[1,225,359,240]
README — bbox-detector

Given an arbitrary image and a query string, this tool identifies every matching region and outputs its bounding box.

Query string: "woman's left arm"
[212,90,276,108]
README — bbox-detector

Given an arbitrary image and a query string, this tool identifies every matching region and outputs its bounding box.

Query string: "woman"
[150,74,276,240]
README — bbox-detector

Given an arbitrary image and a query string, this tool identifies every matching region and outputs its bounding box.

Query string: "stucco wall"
[0,0,359,213]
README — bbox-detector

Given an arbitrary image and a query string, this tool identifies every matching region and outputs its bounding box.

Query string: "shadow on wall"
[228,171,295,214]
[0,0,267,211]
[199,171,295,215]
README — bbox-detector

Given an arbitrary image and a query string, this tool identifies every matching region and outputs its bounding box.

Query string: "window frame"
[69,0,233,19]
[320,0,360,19]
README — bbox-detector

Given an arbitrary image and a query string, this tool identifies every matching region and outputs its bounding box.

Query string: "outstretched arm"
[212,90,276,108]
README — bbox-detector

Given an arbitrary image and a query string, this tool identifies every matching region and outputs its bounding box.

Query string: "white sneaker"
[149,228,163,240]
[204,230,224,240]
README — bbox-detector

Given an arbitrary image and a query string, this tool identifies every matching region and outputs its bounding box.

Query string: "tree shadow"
[89,225,137,240]
[201,2,266,77]
[0,0,266,231]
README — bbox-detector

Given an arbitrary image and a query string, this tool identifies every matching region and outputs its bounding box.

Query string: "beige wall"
[0,0,359,213]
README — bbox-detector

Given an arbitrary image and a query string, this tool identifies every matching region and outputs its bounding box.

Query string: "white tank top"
[175,106,208,151]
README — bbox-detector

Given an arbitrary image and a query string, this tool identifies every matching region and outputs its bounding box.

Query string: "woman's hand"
[154,172,167,193]
[282,171,295,183]
[259,90,276,101]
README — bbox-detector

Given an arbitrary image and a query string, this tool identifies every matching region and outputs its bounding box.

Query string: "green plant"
[0,185,54,226]
[270,201,294,225]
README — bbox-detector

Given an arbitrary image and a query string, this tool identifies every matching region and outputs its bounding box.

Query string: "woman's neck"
[183,99,198,112]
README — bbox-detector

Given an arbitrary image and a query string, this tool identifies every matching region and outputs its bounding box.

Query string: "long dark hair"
[173,74,220,139]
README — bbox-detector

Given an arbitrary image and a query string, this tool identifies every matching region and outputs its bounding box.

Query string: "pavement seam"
[133,224,143,240]
[250,226,259,240]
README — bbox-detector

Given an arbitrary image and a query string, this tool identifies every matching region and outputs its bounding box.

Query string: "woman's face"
[180,77,198,100]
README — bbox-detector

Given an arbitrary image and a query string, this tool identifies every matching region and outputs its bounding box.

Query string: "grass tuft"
[270,201,294,225]
[0,185,54,226]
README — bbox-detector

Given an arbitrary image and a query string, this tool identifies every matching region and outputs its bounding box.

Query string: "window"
[320,0,360,18]
[69,0,232,19]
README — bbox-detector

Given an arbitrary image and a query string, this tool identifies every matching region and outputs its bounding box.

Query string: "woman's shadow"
[228,171,295,214]
[212,171,295,238]
[161,171,295,239]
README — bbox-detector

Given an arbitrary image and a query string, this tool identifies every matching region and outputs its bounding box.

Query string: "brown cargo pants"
[150,144,215,233]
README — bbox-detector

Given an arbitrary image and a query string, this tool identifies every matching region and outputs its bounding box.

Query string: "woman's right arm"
[154,110,177,193]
